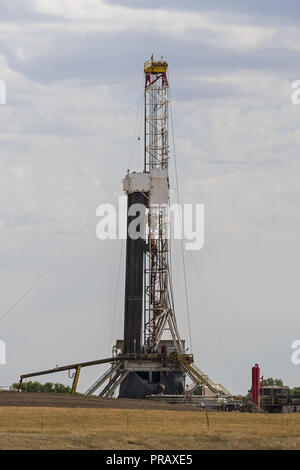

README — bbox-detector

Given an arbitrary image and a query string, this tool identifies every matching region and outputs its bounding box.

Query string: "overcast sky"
[0,0,300,394]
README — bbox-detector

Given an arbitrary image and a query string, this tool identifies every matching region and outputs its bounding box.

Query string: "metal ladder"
[178,356,229,396]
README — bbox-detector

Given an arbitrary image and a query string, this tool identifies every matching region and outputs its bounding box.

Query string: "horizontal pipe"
[20,356,124,380]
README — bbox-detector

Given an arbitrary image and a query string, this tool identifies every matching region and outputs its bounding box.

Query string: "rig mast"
[143,56,182,353]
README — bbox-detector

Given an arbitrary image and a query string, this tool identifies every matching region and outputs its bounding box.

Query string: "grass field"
[0,406,300,449]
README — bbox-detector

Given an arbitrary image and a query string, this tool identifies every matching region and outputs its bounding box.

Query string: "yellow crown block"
[144,55,168,74]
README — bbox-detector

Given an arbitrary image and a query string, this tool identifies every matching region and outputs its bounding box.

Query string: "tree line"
[12,381,72,394]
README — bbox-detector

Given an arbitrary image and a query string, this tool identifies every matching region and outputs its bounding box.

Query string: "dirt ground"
[0,391,202,411]
[0,393,300,449]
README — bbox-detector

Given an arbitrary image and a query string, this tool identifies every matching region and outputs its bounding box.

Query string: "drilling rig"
[118,55,185,398]
[86,55,230,400]
[19,56,230,401]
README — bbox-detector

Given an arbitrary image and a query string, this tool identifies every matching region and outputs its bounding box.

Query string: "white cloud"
[28,0,276,50]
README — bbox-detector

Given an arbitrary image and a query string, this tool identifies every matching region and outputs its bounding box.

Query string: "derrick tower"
[143,56,182,354]
[118,55,185,398]
[19,56,230,401]
[122,55,182,359]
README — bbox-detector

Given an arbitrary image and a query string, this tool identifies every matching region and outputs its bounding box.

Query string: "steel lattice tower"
[143,56,182,353]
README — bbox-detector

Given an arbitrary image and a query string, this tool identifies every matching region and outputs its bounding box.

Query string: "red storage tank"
[252,363,260,407]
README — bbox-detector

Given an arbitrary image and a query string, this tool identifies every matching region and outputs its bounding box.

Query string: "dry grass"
[0,406,299,450]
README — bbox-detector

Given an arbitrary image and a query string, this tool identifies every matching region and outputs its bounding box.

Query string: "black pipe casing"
[123,191,147,354]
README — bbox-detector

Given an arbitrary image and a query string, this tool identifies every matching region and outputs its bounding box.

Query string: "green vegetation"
[12,381,72,394]
[262,378,284,387]
[248,377,285,396]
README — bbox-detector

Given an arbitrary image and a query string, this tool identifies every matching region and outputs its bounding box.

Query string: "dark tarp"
[119,371,184,399]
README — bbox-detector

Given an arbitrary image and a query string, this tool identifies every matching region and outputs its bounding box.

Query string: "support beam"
[99,365,123,397]
[71,365,81,395]
[105,371,129,398]
[85,362,122,396]
[20,355,123,381]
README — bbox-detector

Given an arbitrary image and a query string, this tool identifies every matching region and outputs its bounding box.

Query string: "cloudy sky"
[0,0,300,394]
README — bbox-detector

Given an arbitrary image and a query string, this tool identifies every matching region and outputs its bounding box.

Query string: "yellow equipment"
[144,54,168,74]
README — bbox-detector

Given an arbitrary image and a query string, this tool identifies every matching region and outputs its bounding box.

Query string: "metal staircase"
[178,355,230,396]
